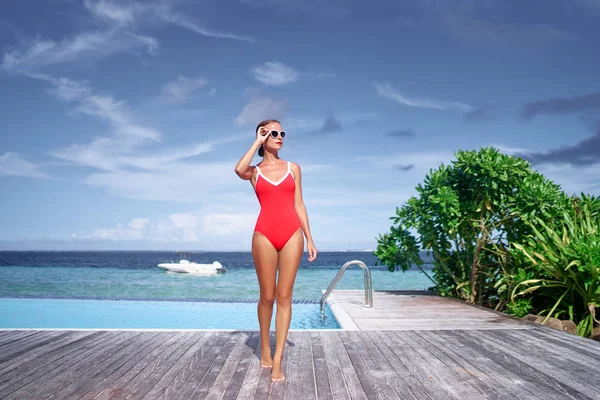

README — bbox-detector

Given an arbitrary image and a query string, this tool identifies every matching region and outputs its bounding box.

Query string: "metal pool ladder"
[320,260,373,317]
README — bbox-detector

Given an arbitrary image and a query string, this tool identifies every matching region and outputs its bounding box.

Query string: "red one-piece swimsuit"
[254,161,302,251]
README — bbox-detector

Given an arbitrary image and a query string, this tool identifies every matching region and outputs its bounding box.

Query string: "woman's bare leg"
[271,228,304,381]
[252,232,279,368]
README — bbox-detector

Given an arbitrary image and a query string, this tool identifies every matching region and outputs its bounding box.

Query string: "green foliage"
[375,146,564,304]
[375,146,600,338]
[511,199,600,338]
[505,297,533,318]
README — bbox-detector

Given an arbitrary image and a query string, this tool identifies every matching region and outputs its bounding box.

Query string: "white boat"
[158,254,226,275]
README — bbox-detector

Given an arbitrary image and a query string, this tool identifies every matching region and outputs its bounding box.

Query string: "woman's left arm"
[292,162,318,262]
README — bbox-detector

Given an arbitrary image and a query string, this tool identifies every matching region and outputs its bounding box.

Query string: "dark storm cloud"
[520,92,600,120]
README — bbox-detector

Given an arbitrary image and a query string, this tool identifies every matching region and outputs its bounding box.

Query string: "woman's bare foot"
[260,348,273,368]
[271,354,285,382]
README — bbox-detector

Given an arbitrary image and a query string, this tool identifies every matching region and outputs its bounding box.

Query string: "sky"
[1,0,599,251]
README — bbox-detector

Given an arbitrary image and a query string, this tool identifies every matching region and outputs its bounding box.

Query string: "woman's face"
[263,122,284,152]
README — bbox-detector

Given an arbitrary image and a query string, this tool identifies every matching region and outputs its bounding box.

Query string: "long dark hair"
[256,119,280,157]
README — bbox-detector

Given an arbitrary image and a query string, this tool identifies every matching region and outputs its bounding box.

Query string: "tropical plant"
[511,198,600,338]
[374,147,565,309]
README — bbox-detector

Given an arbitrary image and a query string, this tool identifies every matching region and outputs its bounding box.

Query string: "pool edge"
[322,290,359,331]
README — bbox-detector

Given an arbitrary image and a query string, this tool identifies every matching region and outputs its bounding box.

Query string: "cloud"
[235,96,287,126]
[18,72,240,174]
[125,32,159,55]
[385,129,414,138]
[394,164,415,171]
[24,73,164,171]
[160,11,256,42]
[443,14,574,51]
[202,213,256,235]
[252,61,299,85]
[128,218,150,229]
[519,92,600,120]
[1,0,254,72]
[501,144,600,194]
[373,82,473,112]
[161,75,209,103]
[306,113,342,135]
[516,130,600,167]
[79,210,257,243]
[1,29,153,72]
[464,106,494,122]
[515,92,600,166]
[0,153,51,179]
[84,0,255,42]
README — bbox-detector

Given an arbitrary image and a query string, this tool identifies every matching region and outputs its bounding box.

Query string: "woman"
[234,119,318,382]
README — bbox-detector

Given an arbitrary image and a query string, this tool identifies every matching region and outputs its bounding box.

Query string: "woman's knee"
[276,291,292,307]
[260,294,275,306]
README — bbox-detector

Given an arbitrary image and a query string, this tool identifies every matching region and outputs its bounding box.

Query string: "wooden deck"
[325,290,534,330]
[1,291,599,399]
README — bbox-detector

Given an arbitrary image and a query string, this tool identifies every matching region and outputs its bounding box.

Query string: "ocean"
[0,251,433,302]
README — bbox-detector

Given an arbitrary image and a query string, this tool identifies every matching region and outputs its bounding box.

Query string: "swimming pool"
[0,298,340,330]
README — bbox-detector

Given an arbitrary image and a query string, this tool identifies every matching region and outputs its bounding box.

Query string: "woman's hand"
[256,126,269,144]
[307,240,318,262]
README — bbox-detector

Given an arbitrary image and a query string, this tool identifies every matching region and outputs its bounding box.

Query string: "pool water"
[0,298,340,330]
[0,251,432,330]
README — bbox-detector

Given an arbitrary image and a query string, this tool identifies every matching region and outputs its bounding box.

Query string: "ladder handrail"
[320,260,373,317]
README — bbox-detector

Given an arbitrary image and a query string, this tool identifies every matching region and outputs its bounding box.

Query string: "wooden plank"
[393,331,485,400]
[19,331,140,399]
[203,331,250,399]
[6,331,137,399]
[346,330,399,400]
[0,331,98,376]
[137,332,212,399]
[98,331,197,400]
[0,331,68,361]
[370,331,450,400]
[321,331,367,400]
[337,330,382,399]
[359,331,423,400]
[177,331,242,399]
[252,333,276,400]
[309,331,331,400]
[501,329,600,372]
[429,330,544,400]
[89,332,198,400]
[155,332,229,400]
[0,331,40,347]
[531,327,600,354]
[484,329,600,395]
[222,332,259,400]
[71,331,169,400]
[91,331,189,400]
[297,331,318,400]
[50,331,163,400]
[404,330,507,400]
[281,330,301,399]
[319,332,351,400]
[350,318,527,328]
[122,332,207,400]
[448,330,593,400]
[0,331,113,396]
[227,332,262,400]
